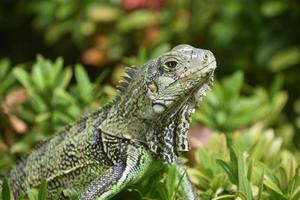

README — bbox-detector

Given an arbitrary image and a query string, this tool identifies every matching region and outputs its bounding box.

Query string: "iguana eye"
[164,60,178,69]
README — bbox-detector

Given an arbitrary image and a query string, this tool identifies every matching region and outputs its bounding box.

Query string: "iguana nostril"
[203,54,208,63]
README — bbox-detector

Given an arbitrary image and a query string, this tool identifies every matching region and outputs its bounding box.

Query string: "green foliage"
[0,56,115,174]
[13,56,75,134]
[13,55,114,135]
[0,0,299,199]
[1,179,11,200]
[217,146,253,199]
[0,179,61,200]
[37,180,47,200]
[188,124,300,200]
[193,71,287,132]
[0,59,19,100]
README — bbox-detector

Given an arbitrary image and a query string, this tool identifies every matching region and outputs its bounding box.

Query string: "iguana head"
[102,44,216,163]
[140,44,216,118]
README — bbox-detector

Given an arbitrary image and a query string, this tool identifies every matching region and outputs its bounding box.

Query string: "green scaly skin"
[4,44,217,199]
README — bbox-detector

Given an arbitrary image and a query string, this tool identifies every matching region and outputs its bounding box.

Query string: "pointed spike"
[115,66,140,99]
[124,66,138,77]
[123,75,131,82]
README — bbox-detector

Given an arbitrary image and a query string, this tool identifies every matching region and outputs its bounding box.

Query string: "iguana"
[2,44,216,200]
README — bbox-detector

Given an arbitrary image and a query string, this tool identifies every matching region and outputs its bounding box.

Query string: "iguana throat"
[100,44,217,163]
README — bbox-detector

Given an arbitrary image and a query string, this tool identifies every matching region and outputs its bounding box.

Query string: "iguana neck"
[99,82,150,140]
[99,87,194,163]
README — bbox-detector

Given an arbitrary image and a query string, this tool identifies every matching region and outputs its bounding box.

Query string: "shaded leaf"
[1,179,11,200]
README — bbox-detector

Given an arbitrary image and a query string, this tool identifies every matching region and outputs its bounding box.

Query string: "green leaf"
[75,64,92,102]
[232,146,253,200]
[291,186,300,200]
[27,188,38,200]
[52,67,72,90]
[247,157,253,181]
[260,1,288,17]
[87,5,120,22]
[1,179,11,200]
[0,59,10,79]
[38,180,47,200]
[173,166,187,200]
[53,110,76,124]
[277,166,288,192]
[211,194,236,200]
[167,164,177,199]
[35,112,51,123]
[211,173,227,190]
[216,159,237,184]
[16,193,25,200]
[269,48,300,72]
[257,169,264,200]
[264,177,287,199]
[192,111,216,128]
[30,92,48,113]
[54,89,77,105]
[49,57,64,86]
[32,61,46,92]
[222,71,243,106]
[156,181,168,200]
[269,75,284,100]
[195,148,213,178]
[13,67,31,89]
[0,70,16,96]
[10,142,30,154]
[289,166,300,199]
[117,10,157,32]
[94,70,110,85]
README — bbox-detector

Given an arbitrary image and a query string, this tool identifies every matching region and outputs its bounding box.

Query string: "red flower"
[122,0,146,10]
[146,0,165,10]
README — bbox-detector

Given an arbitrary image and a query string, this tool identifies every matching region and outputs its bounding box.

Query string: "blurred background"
[0,0,300,199]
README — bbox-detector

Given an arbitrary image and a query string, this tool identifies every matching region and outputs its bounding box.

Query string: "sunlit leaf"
[269,48,300,72]
[261,1,288,17]
[13,68,31,90]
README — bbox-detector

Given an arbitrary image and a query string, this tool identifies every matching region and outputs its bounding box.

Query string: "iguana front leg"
[176,160,199,200]
[79,145,152,200]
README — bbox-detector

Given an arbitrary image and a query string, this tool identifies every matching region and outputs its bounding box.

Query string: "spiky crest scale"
[116,66,139,95]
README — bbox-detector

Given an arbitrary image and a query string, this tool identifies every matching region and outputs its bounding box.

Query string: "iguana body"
[5,44,216,199]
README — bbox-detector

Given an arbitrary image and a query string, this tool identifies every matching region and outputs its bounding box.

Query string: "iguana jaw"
[193,62,216,103]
